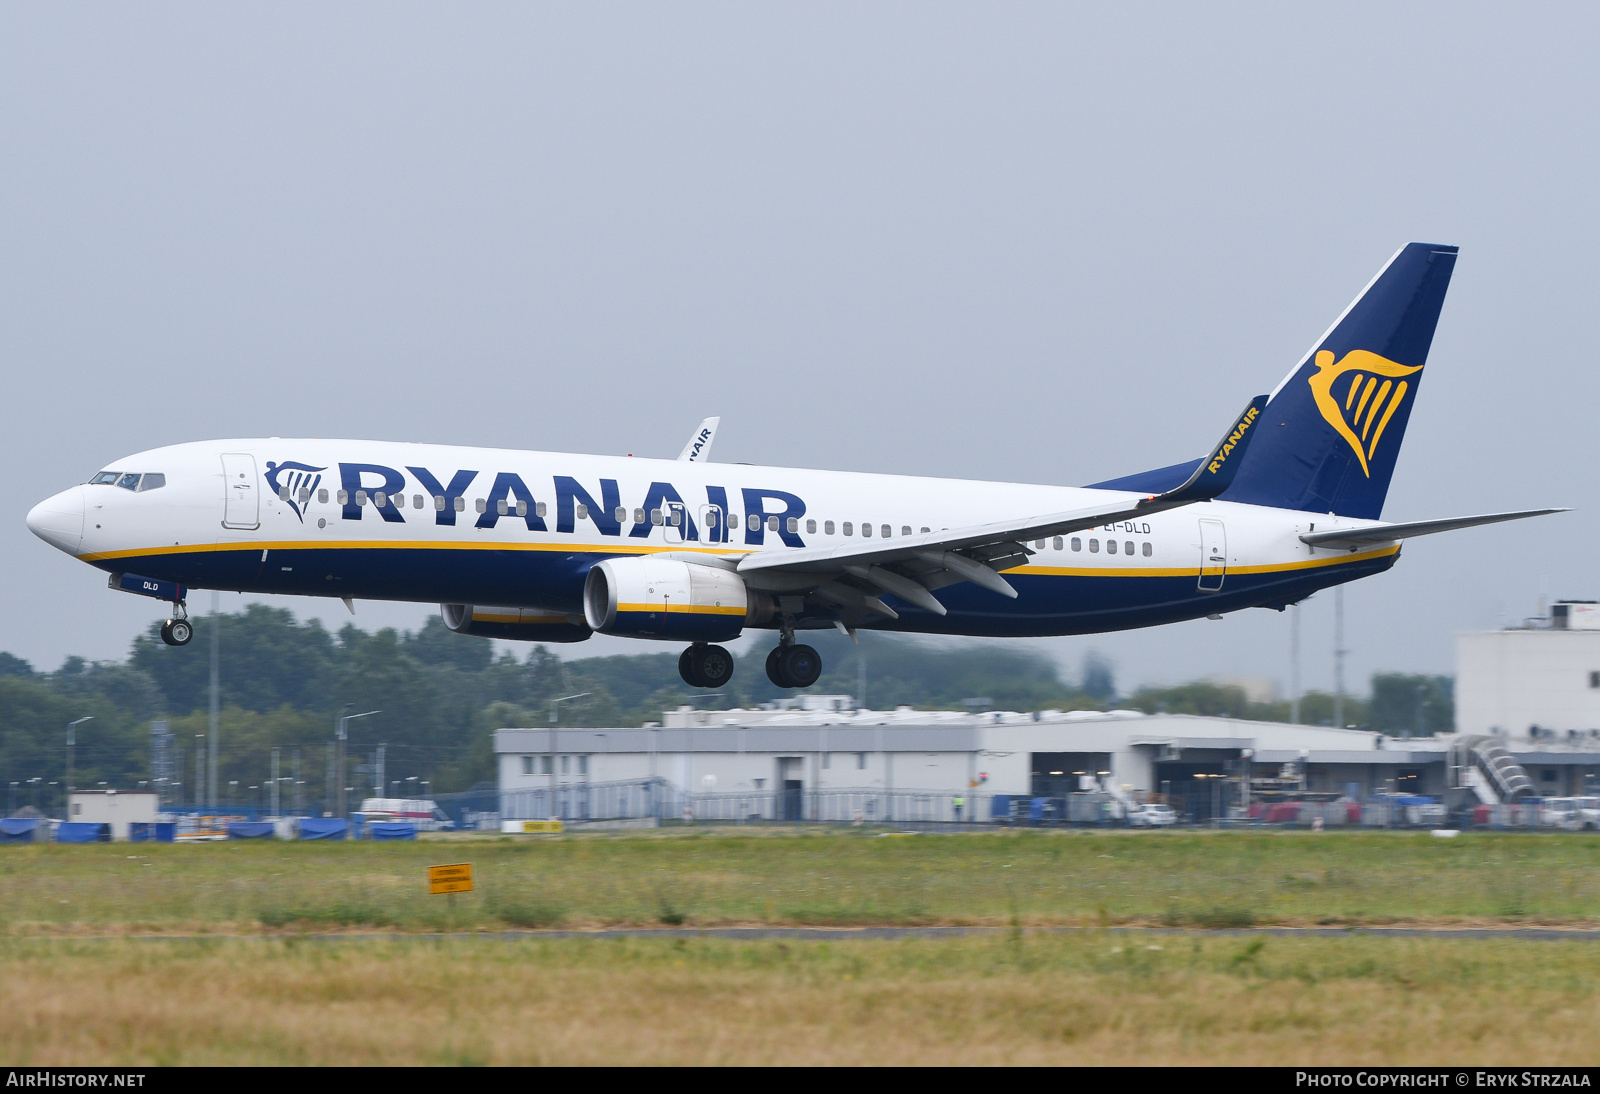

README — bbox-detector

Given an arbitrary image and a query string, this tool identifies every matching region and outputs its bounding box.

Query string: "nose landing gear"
[678,643,735,688]
[159,600,192,647]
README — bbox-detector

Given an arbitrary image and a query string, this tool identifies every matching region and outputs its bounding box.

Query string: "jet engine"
[441,603,593,643]
[583,557,755,641]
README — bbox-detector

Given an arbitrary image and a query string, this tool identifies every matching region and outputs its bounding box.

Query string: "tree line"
[0,605,1452,814]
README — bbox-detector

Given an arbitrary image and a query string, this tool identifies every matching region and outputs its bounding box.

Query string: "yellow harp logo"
[1308,349,1422,477]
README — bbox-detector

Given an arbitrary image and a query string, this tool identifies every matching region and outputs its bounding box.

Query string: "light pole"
[335,708,381,819]
[66,717,92,801]
[547,693,590,820]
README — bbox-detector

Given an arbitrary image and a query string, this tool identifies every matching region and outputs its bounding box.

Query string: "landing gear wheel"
[679,644,737,689]
[696,645,734,688]
[160,618,193,647]
[766,643,822,689]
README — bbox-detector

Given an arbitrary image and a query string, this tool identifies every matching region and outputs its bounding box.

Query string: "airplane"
[26,242,1565,690]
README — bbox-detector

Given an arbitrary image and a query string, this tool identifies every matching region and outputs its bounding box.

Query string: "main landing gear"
[679,643,735,689]
[159,601,192,647]
[764,614,821,690]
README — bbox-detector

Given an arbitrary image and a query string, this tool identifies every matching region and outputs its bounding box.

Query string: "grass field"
[3,932,1598,1065]
[7,829,1599,1065]
[1,828,1598,932]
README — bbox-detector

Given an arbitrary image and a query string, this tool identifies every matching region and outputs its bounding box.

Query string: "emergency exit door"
[1197,518,1226,592]
[221,453,260,530]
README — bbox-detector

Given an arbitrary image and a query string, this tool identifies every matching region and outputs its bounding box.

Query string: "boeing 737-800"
[26,243,1563,689]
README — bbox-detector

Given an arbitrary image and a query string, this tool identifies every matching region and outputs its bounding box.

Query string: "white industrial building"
[494,698,1573,823]
[66,789,159,840]
[1458,601,1600,740]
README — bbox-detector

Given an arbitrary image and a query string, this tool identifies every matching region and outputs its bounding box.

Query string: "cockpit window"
[89,471,166,491]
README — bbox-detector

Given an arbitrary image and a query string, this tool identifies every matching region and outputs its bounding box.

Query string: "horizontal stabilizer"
[1298,508,1569,548]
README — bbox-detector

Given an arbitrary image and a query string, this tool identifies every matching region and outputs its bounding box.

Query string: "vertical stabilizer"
[1221,243,1458,519]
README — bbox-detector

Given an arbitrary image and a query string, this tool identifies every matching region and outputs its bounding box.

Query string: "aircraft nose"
[26,486,85,555]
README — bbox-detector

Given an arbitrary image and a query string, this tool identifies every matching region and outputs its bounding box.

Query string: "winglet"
[677,417,721,462]
[1140,395,1268,508]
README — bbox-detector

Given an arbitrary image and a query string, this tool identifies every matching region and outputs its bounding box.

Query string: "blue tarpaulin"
[226,821,275,839]
[56,822,110,843]
[0,818,40,842]
[129,822,176,843]
[296,818,348,840]
[990,795,1014,819]
[368,822,417,841]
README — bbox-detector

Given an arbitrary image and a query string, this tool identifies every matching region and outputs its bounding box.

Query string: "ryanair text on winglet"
[1207,405,1260,474]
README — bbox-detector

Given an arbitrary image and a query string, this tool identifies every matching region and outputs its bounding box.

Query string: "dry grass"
[2,933,1597,1065]
[4,828,1600,933]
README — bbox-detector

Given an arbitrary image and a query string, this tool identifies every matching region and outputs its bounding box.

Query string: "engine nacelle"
[583,557,751,642]
[441,603,593,643]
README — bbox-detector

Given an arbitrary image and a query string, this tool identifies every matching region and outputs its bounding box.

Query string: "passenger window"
[614,506,627,523]
[1107,539,1117,554]
[1034,540,1045,550]
[337,490,349,505]
[670,510,682,526]
[516,500,528,517]
[475,498,487,513]
[825,521,835,535]
[117,473,140,491]
[1071,538,1081,552]
[843,522,853,536]
[319,489,329,504]
[1088,538,1099,553]
[1125,540,1134,555]
[901,526,911,537]
[298,489,311,504]
[1053,537,1063,551]
[728,513,738,529]
[434,495,445,511]
[278,486,290,500]
[536,502,547,518]
[787,517,798,533]
[454,497,465,512]
[356,490,369,506]
[634,508,646,524]
[89,471,119,485]
[880,524,890,538]
[705,510,719,528]
[1142,542,1152,557]
[651,509,663,525]
[764,515,777,532]
[495,499,506,515]
[575,503,588,520]
[377,491,390,508]
[862,523,872,538]
[413,494,423,509]
[921,527,930,534]
[806,519,816,534]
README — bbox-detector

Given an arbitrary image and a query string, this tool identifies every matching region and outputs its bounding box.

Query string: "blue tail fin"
[1222,242,1458,518]
[1091,243,1458,519]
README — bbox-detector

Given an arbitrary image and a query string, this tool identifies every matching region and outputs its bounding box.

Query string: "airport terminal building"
[493,698,1600,824]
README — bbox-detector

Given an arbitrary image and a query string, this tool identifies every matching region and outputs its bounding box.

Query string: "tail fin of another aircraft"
[1221,242,1458,519]
[1091,243,1458,520]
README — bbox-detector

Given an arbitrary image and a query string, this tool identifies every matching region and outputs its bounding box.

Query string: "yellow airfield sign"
[518,820,563,833]
[427,862,474,895]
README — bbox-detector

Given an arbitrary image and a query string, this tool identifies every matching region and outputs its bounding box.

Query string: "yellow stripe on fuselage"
[78,539,750,564]
[1010,543,1399,578]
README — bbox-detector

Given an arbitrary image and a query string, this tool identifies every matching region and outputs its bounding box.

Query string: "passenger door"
[1197,518,1226,592]
[697,503,726,544]
[221,453,260,530]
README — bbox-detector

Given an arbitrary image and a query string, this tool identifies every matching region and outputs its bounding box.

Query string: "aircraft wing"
[1298,508,1569,549]
[677,417,721,462]
[734,396,1268,619]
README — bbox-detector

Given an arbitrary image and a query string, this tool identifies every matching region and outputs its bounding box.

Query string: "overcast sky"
[3,3,1596,696]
